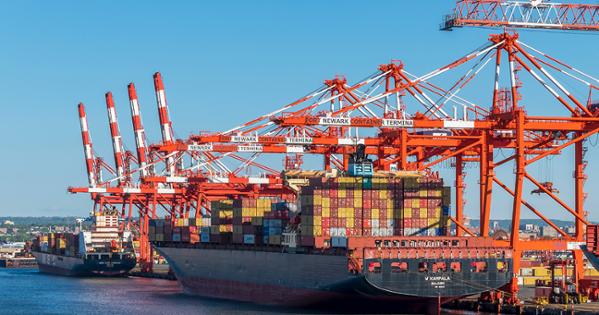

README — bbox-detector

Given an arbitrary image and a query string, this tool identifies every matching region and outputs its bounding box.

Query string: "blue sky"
[0,1,597,220]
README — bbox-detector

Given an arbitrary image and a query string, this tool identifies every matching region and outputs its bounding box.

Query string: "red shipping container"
[322,190,330,197]
[329,218,338,227]
[339,199,346,207]
[363,200,372,208]
[363,228,372,236]
[363,209,372,217]
[412,209,419,218]
[314,206,322,215]
[322,217,330,227]
[354,219,362,228]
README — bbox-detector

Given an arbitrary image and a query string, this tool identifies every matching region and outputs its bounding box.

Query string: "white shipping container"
[521,268,533,276]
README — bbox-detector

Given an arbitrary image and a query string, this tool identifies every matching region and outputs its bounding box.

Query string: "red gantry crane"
[442,0,599,32]
[68,1,599,303]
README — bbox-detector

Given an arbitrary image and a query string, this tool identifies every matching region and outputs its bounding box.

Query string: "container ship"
[152,169,513,312]
[32,210,136,276]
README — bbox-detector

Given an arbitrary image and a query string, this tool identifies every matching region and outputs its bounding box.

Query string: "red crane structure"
[442,0,599,31]
[68,1,599,302]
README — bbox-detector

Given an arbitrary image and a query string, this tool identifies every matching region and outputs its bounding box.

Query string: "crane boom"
[442,0,599,32]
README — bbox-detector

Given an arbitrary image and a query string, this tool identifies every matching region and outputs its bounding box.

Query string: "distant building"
[520,231,537,240]
[0,227,7,235]
[542,226,559,238]
[3,220,14,226]
[523,224,540,233]
[492,221,500,231]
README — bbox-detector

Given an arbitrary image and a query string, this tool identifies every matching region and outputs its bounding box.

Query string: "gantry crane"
[438,0,599,301]
[442,0,599,32]
[67,2,599,302]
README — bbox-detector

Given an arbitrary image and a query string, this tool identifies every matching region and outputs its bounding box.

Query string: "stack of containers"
[300,177,364,247]
[149,216,211,243]
[365,177,403,237]
[64,233,80,257]
[232,197,271,245]
[173,217,206,244]
[198,216,211,243]
[210,200,234,244]
[300,175,450,247]
[399,177,449,236]
[263,202,290,245]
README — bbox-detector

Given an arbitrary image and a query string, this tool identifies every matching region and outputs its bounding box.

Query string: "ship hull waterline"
[155,245,512,312]
[32,251,136,277]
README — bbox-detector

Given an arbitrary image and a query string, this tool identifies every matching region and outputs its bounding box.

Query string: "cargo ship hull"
[156,244,512,312]
[32,251,136,277]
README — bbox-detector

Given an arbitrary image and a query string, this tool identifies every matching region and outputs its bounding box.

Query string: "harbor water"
[0,268,476,315]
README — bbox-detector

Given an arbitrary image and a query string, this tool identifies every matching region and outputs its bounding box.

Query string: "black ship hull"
[155,244,512,313]
[32,251,136,277]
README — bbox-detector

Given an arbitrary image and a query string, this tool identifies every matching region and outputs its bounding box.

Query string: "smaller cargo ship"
[32,210,136,276]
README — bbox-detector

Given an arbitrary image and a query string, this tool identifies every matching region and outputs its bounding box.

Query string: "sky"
[0,1,597,220]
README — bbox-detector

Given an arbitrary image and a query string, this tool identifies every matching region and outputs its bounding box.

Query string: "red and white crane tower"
[68,1,599,298]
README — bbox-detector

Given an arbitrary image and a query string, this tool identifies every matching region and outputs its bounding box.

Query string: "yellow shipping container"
[522,276,545,286]
[354,198,361,206]
[338,177,354,183]
[314,195,322,205]
[404,209,412,218]
[412,200,419,207]
[314,216,322,226]
[420,208,427,218]
[338,190,346,198]
[354,189,362,197]
[532,267,549,277]
[347,219,354,228]
[257,208,264,217]
[322,207,330,217]
[372,209,380,219]
[380,190,388,199]
[387,209,393,218]
[322,198,330,207]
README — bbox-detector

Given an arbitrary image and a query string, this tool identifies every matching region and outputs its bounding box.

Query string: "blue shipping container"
[331,236,347,248]
[200,232,210,243]
[243,234,255,244]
